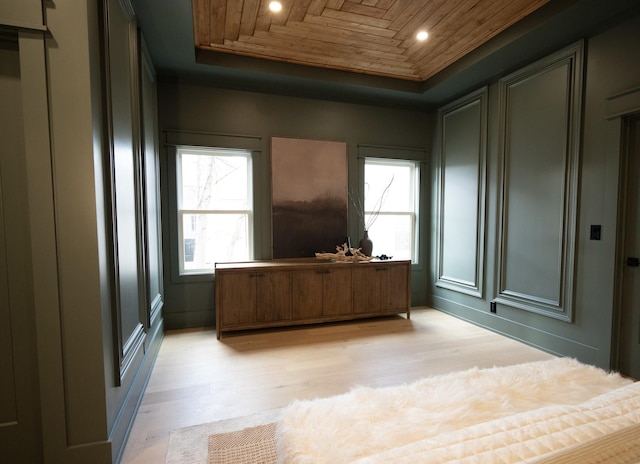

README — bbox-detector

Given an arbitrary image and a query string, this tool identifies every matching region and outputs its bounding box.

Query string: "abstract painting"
[271,137,348,258]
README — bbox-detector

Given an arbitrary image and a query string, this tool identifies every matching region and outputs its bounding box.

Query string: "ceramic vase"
[358,230,373,256]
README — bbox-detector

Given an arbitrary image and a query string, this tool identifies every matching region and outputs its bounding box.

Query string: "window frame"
[363,157,421,264]
[175,146,254,276]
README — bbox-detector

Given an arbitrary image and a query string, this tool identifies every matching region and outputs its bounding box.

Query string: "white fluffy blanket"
[352,381,640,463]
[276,358,635,463]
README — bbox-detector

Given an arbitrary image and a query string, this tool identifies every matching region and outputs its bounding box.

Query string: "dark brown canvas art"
[271,137,348,258]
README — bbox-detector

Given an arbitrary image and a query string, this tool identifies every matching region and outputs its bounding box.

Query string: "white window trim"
[364,158,420,263]
[176,146,254,275]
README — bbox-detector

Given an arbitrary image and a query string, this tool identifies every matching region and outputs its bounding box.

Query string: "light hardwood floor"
[119,307,555,463]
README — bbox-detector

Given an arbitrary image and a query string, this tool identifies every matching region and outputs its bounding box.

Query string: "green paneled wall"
[432,15,640,370]
[157,80,433,328]
[156,11,640,374]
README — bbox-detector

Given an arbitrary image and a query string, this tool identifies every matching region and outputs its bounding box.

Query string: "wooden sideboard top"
[214,257,411,272]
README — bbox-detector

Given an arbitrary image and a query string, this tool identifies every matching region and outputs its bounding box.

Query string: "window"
[176,147,253,274]
[364,159,420,263]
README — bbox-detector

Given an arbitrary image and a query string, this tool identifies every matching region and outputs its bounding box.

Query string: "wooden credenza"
[214,258,411,339]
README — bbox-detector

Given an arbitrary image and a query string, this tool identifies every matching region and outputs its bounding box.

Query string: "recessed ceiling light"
[269,1,283,12]
[416,30,429,41]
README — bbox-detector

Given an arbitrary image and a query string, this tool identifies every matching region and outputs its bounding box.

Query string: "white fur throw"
[276,358,633,463]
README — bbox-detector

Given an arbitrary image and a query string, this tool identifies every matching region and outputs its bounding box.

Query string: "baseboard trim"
[163,309,214,330]
[111,318,164,463]
[432,296,601,366]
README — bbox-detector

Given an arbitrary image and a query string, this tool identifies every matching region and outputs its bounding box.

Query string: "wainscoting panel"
[435,87,488,297]
[104,0,146,382]
[141,38,164,327]
[496,42,583,320]
[102,2,166,458]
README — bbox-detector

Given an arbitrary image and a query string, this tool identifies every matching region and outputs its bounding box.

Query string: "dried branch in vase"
[349,175,394,232]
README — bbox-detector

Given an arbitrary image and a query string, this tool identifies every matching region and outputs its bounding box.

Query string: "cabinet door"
[352,266,382,314]
[381,264,409,311]
[0,0,42,28]
[218,272,257,326]
[322,268,353,316]
[256,271,291,322]
[291,270,323,320]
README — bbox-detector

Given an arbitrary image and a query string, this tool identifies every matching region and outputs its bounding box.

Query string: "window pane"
[180,213,250,273]
[363,158,419,263]
[366,214,413,260]
[180,153,249,210]
[177,146,254,275]
[364,162,413,212]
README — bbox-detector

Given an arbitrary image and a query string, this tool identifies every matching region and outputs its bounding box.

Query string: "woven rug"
[166,408,282,464]
[208,422,277,464]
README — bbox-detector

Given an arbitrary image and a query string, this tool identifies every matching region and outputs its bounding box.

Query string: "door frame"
[609,85,640,373]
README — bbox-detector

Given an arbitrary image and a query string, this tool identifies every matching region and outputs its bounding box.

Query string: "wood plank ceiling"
[192,0,552,82]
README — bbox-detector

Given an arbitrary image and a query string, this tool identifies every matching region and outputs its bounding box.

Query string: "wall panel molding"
[435,87,488,297]
[495,41,583,321]
[102,0,146,384]
[140,35,165,330]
